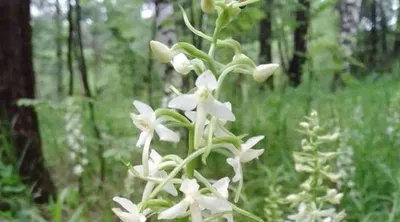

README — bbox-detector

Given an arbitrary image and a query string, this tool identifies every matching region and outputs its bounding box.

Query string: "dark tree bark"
[288,0,310,87]
[0,0,56,203]
[55,0,63,95]
[259,0,273,88]
[369,0,378,66]
[67,0,75,96]
[259,0,272,64]
[395,6,400,56]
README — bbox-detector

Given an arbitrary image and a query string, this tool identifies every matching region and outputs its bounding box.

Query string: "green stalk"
[186,129,196,178]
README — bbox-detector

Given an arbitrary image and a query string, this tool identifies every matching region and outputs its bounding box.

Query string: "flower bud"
[253,64,279,82]
[150,40,173,63]
[171,53,192,75]
[201,0,215,13]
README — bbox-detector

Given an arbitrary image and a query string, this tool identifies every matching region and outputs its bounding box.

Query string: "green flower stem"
[194,171,264,222]
[234,177,243,203]
[208,27,219,58]
[186,129,196,178]
[236,0,260,7]
[155,109,191,125]
[216,64,242,98]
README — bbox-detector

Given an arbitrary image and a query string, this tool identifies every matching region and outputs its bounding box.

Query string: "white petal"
[168,94,198,111]
[212,177,230,199]
[133,165,144,176]
[223,102,232,111]
[130,114,148,132]
[203,100,235,121]
[149,149,163,165]
[240,149,264,163]
[133,100,154,115]
[158,171,178,196]
[180,179,200,195]
[155,124,180,142]
[112,208,141,222]
[190,203,203,222]
[223,213,233,222]
[113,197,139,214]
[184,111,197,122]
[226,158,242,183]
[136,131,150,147]
[242,136,264,152]
[215,123,229,137]
[158,201,190,220]
[140,215,147,222]
[185,111,210,125]
[198,195,231,213]
[172,53,192,75]
[194,105,207,148]
[195,70,217,90]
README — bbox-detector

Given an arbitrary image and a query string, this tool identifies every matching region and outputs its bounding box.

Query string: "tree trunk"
[369,0,378,66]
[288,0,310,87]
[75,0,105,190]
[331,0,362,91]
[395,5,400,56]
[0,0,56,203]
[55,0,63,95]
[259,0,273,88]
[67,0,75,96]
[155,0,181,107]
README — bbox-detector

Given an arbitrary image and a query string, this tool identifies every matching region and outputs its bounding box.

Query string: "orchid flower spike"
[226,136,265,182]
[112,197,147,222]
[168,71,235,147]
[158,179,232,222]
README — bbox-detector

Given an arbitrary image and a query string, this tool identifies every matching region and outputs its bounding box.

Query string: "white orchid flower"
[185,102,232,138]
[168,71,235,147]
[131,100,179,176]
[226,136,265,182]
[171,53,192,75]
[158,179,231,222]
[131,100,179,147]
[133,150,178,197]
[112,197,147,222]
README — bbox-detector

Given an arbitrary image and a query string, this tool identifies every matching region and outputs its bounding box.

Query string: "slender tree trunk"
[288,0,310,87]
[259,0,273,88]
[370,0,378,66]
[55,0,63,96]
[331,0,362,91]
[75,0,105,189]
[395,5,400,56]
[67,0,75,96]
[155,0,181,107]
[0,0,56,203]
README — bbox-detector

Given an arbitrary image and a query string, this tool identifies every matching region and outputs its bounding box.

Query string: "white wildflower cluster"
[264,186,284,222]
[286,111,346,222]
[64,98,88,176]
[111,1,279,221]
[336,128,357,196]
[386,91,400,145]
